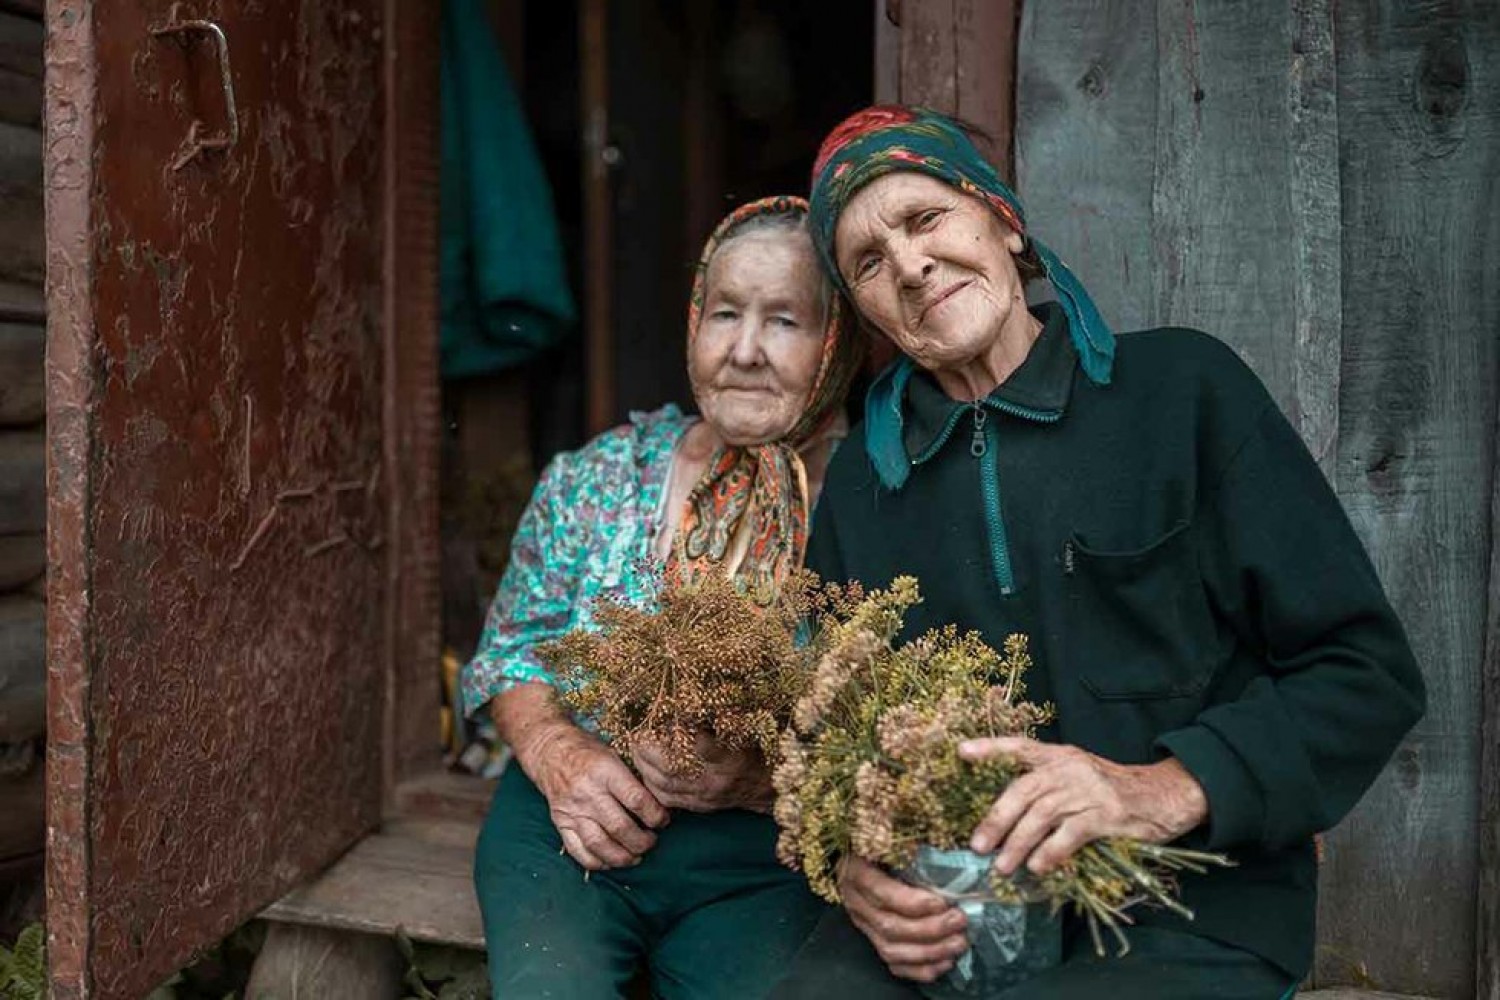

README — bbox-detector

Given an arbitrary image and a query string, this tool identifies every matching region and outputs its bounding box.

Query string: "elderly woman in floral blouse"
[461,196,860,999]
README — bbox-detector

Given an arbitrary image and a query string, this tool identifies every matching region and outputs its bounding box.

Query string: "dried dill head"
[538,567,834,776]
[772,576,1230,956]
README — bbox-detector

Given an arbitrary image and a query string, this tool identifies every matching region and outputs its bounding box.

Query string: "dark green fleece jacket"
[806,303,1426,978]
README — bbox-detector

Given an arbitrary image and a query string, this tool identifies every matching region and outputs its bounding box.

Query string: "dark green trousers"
[474,765,829,999]
[768,907,1297,999]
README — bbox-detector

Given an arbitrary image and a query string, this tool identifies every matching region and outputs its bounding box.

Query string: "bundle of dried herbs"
[537,568,832,775]
[772,576,1231,955]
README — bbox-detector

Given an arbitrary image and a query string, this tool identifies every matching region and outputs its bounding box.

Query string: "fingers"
[589,794,658,856]
[958,735,1044,765]
[558,827,607,871]
[853,903,968,947]
[970,770,1048,855]
[993,790,1074,875]
[1027,817,1095,875]
[606,767,670,829]
[572,816,641,869]
[842,858,951,918]
[889,959,958,984]
[840,857,969,979]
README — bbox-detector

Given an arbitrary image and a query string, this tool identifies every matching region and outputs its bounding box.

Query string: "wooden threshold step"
[261,816,484,950]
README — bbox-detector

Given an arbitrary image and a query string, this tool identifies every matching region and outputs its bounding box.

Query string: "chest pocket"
[1065,519,1221,700]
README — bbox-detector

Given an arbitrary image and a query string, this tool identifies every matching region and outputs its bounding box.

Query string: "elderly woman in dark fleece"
[771,106,1424,1000]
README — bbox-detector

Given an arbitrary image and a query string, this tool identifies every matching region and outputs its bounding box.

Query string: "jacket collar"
[865,303,1081,489]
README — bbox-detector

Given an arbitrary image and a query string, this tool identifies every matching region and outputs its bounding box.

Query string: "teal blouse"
[460,406,693,717]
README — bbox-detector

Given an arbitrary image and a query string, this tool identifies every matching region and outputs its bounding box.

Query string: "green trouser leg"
[647,867,832,1000]
[769,908,1298,1000]
[475,767,645,999]
[475,765,829,999]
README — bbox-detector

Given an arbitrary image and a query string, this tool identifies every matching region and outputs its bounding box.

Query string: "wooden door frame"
[873,0,1020,183]
[380,0,444,807]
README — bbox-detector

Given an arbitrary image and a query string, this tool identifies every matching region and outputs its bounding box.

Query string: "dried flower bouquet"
[537,568,825,775]
[772,576,1231,956]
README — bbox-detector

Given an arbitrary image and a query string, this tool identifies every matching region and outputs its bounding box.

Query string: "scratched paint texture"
[46,2,386,997]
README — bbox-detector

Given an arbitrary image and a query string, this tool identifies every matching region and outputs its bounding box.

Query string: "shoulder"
[545,403,690,485]
[1112,327,1275,413]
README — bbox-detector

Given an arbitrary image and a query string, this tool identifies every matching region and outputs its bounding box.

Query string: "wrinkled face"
[834,172,1026,372]
[689,229,827,446]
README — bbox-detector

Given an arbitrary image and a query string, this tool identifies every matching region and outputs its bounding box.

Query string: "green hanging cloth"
[440,0,576,377]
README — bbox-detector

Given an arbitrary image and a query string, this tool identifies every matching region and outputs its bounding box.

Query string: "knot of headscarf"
[666,195,859,604]
[806,105,1114,386]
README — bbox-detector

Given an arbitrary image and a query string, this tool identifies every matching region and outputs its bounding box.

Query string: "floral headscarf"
[807,105,1115,387]
[666,195,860,604]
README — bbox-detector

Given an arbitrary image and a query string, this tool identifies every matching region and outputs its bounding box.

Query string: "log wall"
[0,0,43,875]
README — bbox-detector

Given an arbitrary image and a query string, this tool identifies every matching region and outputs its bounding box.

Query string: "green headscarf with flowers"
[807,105,1114,387]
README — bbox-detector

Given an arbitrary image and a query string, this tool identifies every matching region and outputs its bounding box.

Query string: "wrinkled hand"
[958,737,1209,877]
[633,732,775,814]
[524,723,670,871]
[839,856,969,984]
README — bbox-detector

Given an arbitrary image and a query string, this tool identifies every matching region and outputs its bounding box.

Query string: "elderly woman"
[461,195,859,999]
[771,107,1425,999]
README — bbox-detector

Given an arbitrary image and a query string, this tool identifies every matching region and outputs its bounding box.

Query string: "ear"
[1003,226,1024,255]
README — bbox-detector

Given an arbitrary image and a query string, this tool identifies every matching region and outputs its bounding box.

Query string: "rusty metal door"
[45,2,395,996]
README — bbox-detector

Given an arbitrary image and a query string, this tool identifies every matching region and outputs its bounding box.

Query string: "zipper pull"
[969,400,988,458]
[1062,539,1076,575]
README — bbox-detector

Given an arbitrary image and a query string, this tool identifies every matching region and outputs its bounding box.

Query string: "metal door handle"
[151,3,239,170]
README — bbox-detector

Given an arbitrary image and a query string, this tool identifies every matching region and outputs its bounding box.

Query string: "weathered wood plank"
[1285,0,1342,478]
[262,818,484,950]
[0,11,43,128]
[1151,0,1314,413]
[0,533,43,593]
[1016,0,1157,333]
[0,594,44,744]
[0,121,43,291]
[1479,302,1500,1000]
[0,321,42,425]
[898,0,1017,179]
[246,924,403,1000]
[897,0,957,120]
[392,769,496,824]
[0,428,42,534]
[874,0,900,106]
[1320,3,1500,996]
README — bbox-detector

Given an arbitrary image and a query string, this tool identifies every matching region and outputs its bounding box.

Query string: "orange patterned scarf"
[667,196,859,603]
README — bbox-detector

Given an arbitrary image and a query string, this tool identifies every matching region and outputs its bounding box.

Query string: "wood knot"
[1077,64,1106,99]
[1415,33,1469,121]
[1395,745,1420,793]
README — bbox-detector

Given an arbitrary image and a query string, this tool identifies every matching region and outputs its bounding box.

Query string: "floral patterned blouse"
[460,405,693,718]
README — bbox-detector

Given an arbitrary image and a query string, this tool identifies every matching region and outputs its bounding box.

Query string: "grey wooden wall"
[1017,2,1497,997]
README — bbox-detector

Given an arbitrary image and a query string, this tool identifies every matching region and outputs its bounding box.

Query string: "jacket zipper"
[910,394,1062,599]
[973,399,1062,598]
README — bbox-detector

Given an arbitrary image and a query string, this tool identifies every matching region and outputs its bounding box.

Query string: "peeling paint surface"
[47,2,387,997]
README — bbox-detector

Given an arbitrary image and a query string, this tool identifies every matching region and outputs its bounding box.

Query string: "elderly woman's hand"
[957,737,1209,877]
[632,732,775,814]
[839,856,970,983]
[523,721,671,871]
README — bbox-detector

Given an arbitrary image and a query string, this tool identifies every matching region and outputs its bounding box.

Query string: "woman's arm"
[462,448,669,866]
[492,681,668,869]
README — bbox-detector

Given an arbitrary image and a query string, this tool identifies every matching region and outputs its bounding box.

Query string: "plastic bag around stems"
[898,845,1064,998]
